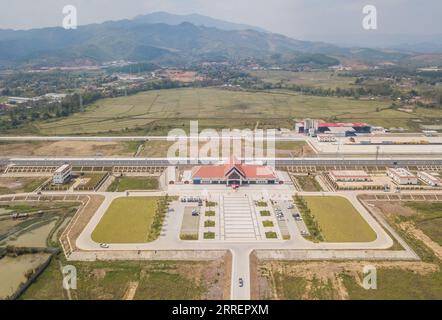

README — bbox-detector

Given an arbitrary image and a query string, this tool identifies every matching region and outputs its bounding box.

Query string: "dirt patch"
[400,221,442,260]
[65,195,105,251]
[372,201,416,218]
[123,282,139,300]
[92,269,107,281]
[255,260,440,300]
[0,141,134,157]
[194,253,231,300]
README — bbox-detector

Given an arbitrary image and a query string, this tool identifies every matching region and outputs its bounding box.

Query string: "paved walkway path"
[222,195,258,241]
[0,189,425,300]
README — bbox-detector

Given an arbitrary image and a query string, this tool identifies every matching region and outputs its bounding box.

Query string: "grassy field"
[342,267,442,300]
[21,257,229,300]
[91,197,161,243]
[256,260,442,300]
[0,177,46,195]
[295,175,322,192]
[303,196,377,242]
[139,140,314,158]
[107,177,159,192]
[250,70,357,89]
[29,87,434,135]
[404,202,442,246]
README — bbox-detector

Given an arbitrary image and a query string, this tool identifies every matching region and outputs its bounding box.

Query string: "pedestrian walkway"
[222,195,258,240]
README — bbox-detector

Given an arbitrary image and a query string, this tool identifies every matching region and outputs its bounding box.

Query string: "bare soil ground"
[400,221,442,260]
[67,195,105,251]
[0,141,134,157]
[255,260,440,300]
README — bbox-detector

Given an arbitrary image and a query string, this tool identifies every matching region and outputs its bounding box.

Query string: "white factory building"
[387,168,418,185]
[53,164,72,184]
[418,172,441,187]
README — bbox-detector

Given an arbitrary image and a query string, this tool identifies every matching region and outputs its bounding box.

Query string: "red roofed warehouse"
[191,156,279,185]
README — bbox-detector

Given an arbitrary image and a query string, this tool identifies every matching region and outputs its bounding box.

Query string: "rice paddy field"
[250,70,357,89]
[30,87,440,135]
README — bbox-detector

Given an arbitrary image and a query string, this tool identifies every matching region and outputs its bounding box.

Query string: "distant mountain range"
[0,12,432,68]
[303,33,442,54]
[133,11,268,33]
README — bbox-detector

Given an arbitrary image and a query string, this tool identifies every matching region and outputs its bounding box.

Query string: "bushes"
[205,211,216,217]
[262,220,274,227]
[147,195,170,242]
[265,232,277,239]
[180,234,198,241]
[294,195,324,242]
[204,232,215,240]
[204,220,216,228]
[260,210,271,216]
[205,201,217,207]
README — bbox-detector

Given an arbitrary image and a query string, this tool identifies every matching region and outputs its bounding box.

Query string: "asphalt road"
[0,189,422,300]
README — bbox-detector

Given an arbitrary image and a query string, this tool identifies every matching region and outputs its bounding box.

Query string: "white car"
[100,243,110,249]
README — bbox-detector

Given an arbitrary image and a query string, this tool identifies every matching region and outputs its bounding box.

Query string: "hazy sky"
[0,0,440,39]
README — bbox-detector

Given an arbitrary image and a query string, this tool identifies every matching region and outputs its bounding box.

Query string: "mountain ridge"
[0,12,411,67]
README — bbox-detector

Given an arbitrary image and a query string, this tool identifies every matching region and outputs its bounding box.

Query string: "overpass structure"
[2,157,442,167]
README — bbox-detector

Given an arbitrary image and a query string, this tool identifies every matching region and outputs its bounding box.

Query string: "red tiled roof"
[319,122,369,128]
[192,156,276,180]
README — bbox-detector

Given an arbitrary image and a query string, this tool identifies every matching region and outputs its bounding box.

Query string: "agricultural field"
[91,197,162,243]
[0,140,139,157]
[250,70,357,90]
[21,254,231,300]
[29,87,437,135]
[302,196,377,242]
[254,260,442,300]
[0,177,46,195]
[107,176,159,192]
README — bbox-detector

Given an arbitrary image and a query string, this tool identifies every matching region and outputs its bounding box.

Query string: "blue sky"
[1,0,440,38]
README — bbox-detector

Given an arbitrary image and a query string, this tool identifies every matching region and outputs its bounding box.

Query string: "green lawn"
[303,196,377,242]
[342,268,442,300]
[107,177,159,192]
[91,197,161,243]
